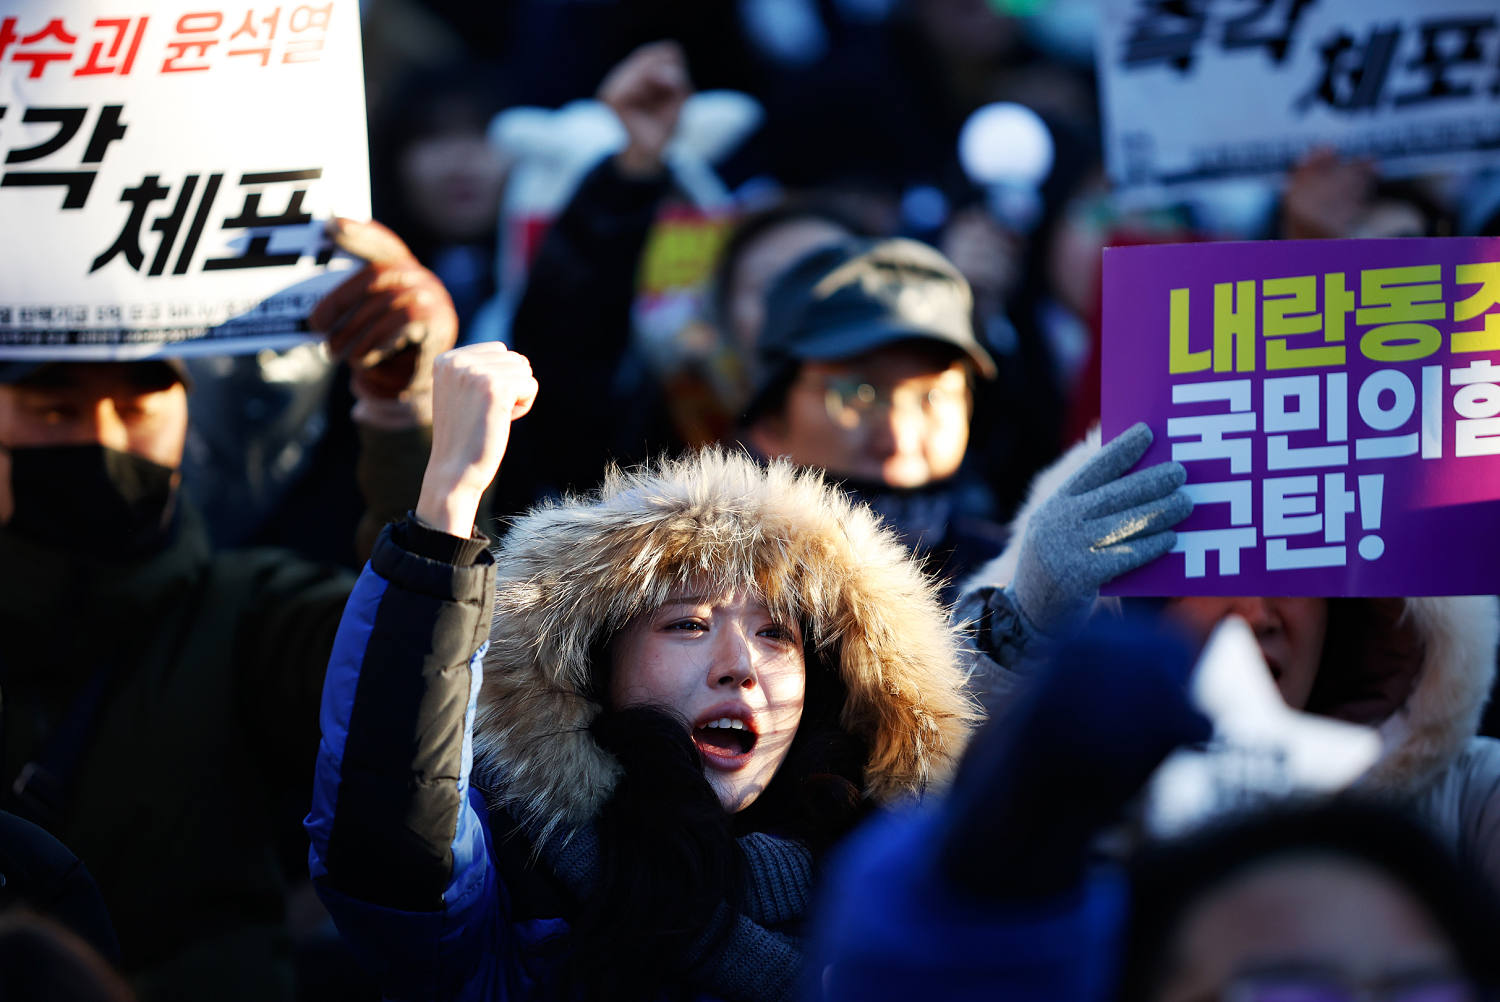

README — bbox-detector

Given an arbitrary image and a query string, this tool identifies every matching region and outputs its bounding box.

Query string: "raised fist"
[416,343,539,535]
[598,40,692,179]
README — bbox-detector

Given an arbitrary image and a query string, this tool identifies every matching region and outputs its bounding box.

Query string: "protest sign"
[1097,0,1500,193]
[0,1,369,358]
[1101,237,1500,596]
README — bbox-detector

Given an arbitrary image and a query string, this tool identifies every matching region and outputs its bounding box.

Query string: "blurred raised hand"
[1281,147,1376,241]
[598,40,692,179]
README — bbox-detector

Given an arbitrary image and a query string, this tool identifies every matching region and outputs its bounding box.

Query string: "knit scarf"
[534,821,814,1002]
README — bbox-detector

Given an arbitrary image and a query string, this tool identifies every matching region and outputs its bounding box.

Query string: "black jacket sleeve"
[314,517,496,910]
[494,156,682,518]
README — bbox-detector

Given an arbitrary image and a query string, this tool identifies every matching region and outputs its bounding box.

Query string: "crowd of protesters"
[5,1,1500,1000]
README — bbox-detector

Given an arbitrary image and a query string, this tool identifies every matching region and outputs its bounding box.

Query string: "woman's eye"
[665,619,707,632]
[760,623,794,641]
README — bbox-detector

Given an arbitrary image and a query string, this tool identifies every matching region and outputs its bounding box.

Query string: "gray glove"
[1008,422,1192,639]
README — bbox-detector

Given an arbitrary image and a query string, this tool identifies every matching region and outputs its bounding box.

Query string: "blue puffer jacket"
[302,521,785,1002]
[306,451,983,1001]
[305,519,535,1000]
[307,520,720,1000]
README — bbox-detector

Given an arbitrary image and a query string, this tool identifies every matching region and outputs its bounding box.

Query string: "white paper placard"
[1098,0,1500,194]
[0,1,370,358]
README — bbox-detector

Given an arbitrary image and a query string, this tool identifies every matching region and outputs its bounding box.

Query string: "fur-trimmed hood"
[965,429,1500,798]
[473,449,977,840]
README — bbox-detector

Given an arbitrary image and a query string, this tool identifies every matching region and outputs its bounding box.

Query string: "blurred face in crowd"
[1163,597,1329,710]
[1153,853,1469,1002]
[609,586,806,813]
[399,130,507,244]
[750,343,972,488]
[726,218,850,353]
[0,362,187,527]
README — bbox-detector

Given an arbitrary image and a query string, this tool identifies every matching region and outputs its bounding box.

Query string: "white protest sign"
[0,1,369,358]
[1145,615,1382,837]
[1098,0,1500,194]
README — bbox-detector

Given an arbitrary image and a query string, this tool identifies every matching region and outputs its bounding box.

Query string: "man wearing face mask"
[0,218,455,1002]
[0,360,190,554]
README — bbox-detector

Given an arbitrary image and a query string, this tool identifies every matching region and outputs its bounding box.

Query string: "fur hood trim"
[1364,595,1497,793]
[964,428,1498,797]
[472,449,977,840]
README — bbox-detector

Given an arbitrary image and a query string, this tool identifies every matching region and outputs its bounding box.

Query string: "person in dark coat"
[495,41,855,520]
[0,219,454,1001]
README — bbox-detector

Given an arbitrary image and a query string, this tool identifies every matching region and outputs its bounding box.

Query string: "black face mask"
[4,444,179,557]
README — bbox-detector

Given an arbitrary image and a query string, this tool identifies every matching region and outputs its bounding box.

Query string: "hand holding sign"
[309,218,459,427]
[1008,422,1193,638]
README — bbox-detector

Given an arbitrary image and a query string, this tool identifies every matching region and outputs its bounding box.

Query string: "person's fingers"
[316,260,431,343]
[348,309,416,370]
[434,343,527,390]
[599,40,684,103]
[510,373,540,420]
[431,345,536,420]
[1064,422,1154,495]
[326,217,414,266]
[1088,491,1194,549]
[1093,529,1179,582]
[632,39,686,70]
[309,263,377,333]
[439,341,514,368]
[330,269,449,364]
[351,345,418,399]
[325,285,403,360]
[647,57,690,94]
[1077,460,1187,521]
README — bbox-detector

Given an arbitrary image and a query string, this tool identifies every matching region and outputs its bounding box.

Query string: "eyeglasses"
[819,373,970,431]
[1222,973,1484,1002]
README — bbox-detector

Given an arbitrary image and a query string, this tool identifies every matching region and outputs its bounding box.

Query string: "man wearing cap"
[0,219,453,1001]
[744,237,1009,597]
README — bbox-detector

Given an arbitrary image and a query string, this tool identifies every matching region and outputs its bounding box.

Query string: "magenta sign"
[1101,237,1500,596]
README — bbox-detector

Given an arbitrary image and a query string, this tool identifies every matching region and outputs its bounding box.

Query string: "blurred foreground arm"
[809,616,1211,1002]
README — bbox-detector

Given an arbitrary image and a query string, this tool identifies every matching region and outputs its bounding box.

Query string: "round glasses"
[819,373,970,431]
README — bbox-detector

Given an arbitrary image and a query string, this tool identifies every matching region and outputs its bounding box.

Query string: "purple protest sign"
[1101,237,1500,596]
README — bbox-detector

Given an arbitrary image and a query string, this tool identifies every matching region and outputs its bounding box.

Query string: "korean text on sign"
[1101,238,1500,596]
[0,1,369,358]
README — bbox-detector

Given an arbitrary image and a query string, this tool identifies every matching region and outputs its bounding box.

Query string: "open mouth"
[692,717,758,762]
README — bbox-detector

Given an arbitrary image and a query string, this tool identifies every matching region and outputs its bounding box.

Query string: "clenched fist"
[415,343,539,535]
